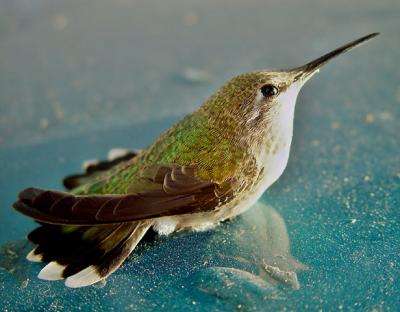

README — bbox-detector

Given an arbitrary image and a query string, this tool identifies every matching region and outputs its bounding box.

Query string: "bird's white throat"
[256,80,303,190]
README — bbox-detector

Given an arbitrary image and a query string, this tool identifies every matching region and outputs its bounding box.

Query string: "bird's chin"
[277,82,302,111]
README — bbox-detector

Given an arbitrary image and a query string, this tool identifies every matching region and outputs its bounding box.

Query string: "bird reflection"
[193,201,307,304]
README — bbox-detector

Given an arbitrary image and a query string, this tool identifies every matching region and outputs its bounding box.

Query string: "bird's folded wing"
[13,165,235,225]
[63,149,141,190]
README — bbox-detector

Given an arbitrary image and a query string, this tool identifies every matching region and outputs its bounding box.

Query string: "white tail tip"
[26,249,43,262]
[65,266,103,288]
[38,262,65,281]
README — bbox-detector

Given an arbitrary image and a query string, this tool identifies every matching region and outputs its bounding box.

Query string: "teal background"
[0,0,399,310]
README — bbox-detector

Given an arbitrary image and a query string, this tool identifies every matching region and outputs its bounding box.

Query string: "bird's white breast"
[227,138,292,219]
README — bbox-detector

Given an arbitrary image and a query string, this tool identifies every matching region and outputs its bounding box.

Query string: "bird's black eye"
[261,84,279,97]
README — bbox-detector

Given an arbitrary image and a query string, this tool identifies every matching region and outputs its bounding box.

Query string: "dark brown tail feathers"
[27,220,152,287]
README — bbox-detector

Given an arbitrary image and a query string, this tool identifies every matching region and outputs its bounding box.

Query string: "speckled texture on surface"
[0,0,399,310]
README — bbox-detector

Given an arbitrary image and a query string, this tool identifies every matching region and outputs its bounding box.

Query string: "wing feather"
[13,165,235,225]
[63,150,140,190]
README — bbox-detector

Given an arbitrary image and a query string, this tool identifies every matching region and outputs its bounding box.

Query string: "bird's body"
[13,33,378,287]
[73,72,297,234]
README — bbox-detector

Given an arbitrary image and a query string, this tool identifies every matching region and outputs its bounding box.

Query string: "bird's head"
[200,33,379,147]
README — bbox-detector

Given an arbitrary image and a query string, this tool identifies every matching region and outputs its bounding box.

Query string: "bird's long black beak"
[294,32,379,82]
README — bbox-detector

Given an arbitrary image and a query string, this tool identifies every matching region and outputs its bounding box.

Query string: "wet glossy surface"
[0,0,399,310]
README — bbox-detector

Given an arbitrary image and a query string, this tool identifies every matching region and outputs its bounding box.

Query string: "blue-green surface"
[0,0,399,310]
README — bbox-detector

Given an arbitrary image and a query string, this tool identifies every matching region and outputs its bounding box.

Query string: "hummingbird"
[13,33,378,288]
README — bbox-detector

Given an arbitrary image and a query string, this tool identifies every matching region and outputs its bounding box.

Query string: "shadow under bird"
[13,33,378,288]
